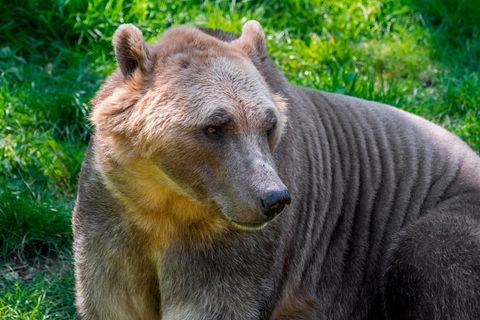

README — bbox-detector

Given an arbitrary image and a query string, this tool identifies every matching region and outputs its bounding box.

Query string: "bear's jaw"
[229,220,268,232]
[98,157,231,247]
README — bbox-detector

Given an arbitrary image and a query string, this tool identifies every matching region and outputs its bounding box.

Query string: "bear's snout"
[259,189,291,220]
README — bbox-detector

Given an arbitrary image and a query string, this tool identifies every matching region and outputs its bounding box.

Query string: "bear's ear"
[232,20,267,63]
[112,24,152,78]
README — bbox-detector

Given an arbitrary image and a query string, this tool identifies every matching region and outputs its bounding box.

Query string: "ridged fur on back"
[73,27,480,319]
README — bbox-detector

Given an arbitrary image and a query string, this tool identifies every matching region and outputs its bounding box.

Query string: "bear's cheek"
[154,140,223,201]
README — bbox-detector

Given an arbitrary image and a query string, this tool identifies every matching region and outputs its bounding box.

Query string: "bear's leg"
[383,210,480,320]
[74,235,160,320]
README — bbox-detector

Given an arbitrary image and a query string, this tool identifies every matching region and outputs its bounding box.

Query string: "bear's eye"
[204,125,222,138]
[267,122,277,138]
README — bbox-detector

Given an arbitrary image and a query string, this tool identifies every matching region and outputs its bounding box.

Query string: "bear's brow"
[207,108,234,126]
[264,108,278,127]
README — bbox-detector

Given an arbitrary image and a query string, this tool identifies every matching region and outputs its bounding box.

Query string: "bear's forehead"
[146,26,276,125]
[177,58,272,111]
[152,26,268,94]
[153,26,245,63]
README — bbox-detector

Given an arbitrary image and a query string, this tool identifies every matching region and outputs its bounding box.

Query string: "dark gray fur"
[74,28,480,319]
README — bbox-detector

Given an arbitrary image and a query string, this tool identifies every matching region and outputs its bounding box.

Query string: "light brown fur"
[100,157,230,249]
[90,24,287,245]
[75,24,290,318]
[75,21,480,320]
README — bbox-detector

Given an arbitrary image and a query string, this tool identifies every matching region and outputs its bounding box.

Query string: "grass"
[0,0,479,318]
[0,255,75,319]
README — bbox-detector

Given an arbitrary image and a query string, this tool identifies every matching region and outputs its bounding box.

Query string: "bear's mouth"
[229,220,267,231]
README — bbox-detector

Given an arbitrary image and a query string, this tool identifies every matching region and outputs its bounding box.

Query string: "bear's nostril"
[260,190,291,219]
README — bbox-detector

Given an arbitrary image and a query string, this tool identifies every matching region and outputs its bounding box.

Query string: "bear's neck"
[98,157,230,249]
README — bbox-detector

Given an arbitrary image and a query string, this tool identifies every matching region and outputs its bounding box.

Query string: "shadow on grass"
[400,0,480,150]
[406,0,480,66]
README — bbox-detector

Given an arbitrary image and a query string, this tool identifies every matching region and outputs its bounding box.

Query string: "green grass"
[0,0,479,318]
[0,256,75,319]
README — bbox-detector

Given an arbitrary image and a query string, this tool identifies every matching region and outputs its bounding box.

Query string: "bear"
[73,20,480,319]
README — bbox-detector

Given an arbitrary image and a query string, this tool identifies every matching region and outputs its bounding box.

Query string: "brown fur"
[76,22,290,319]
[74,20,480,320]
[90,23,287,240]
[271,290,319,320]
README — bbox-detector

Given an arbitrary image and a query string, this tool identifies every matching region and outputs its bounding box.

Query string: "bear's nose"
[260,189,291,220]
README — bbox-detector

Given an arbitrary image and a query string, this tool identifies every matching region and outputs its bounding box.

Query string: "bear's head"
[91,21,290,237]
